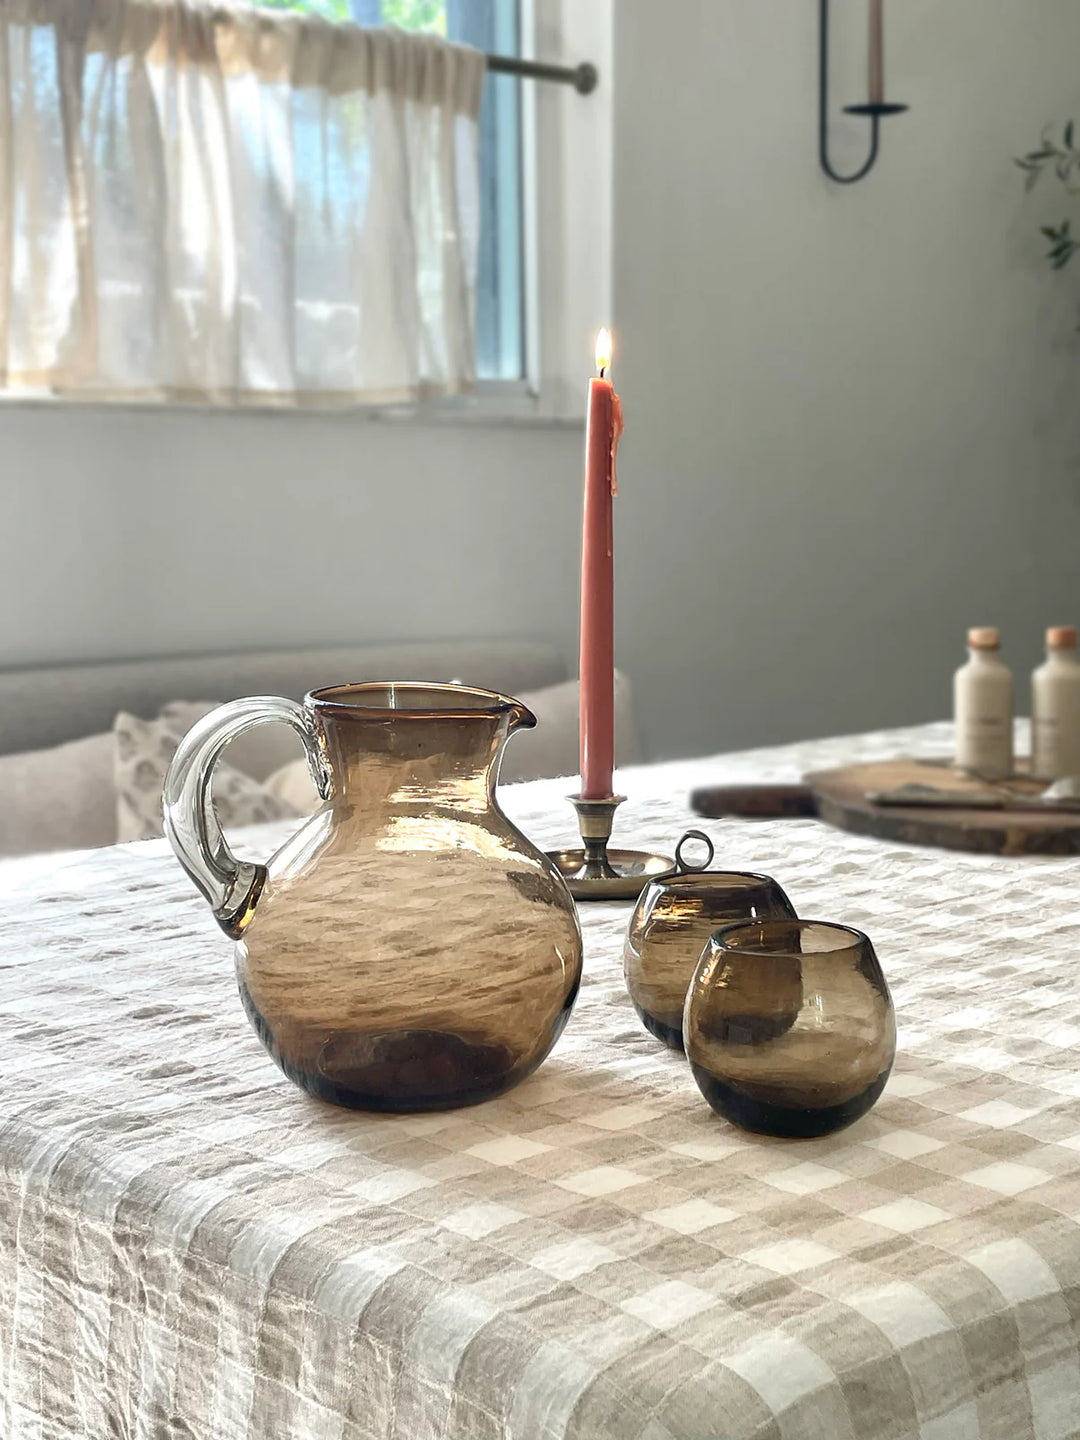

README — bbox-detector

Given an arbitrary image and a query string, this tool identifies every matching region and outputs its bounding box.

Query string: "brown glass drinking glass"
[163,683,583,1112]
[684,920,895,1138]
[624,842,797,1050]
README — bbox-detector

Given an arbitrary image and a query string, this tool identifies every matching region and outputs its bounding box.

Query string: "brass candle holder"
[546,794,675,901]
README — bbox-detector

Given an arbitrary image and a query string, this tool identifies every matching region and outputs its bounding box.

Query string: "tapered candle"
[580,328,624,800]
[868,0,884,105]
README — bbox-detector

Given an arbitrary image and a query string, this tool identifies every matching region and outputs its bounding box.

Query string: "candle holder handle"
[546,794,675,902]
[819,0,908,186]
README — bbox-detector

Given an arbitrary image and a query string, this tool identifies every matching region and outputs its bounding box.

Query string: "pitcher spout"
[508,699,537,733]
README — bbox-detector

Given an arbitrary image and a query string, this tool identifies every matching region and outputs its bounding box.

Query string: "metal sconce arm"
[818,0,907,185]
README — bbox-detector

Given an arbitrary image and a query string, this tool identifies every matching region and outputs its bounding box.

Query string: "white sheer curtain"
[0,0,486,404]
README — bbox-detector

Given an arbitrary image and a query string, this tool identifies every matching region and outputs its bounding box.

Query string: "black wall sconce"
[819,0,908,184]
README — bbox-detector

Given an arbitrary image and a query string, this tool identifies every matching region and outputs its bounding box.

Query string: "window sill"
[375,381,583,428]
[0,383,584,430]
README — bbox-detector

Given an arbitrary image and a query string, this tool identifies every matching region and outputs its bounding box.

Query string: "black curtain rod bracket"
[485,54,598,95]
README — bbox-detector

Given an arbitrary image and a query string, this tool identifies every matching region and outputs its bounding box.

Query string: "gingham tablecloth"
[3,721,1080,1440]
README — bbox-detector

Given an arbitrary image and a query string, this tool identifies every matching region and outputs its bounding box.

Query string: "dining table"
[2,719,1080,1440]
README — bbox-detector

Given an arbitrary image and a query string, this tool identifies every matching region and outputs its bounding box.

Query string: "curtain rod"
[485,54,597,94]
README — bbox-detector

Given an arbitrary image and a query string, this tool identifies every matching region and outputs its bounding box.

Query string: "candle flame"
[595,327,612,376]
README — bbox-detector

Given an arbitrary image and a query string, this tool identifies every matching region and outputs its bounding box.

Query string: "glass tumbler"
[684,920,895,1138]
[623,832,798,1050]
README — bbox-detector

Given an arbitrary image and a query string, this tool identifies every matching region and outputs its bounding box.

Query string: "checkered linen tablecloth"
[3,721,1080,1440]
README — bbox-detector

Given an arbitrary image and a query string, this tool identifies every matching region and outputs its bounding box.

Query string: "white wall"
[4,0,1080,764]
[613,0,1080,758]
[0,407,583,671]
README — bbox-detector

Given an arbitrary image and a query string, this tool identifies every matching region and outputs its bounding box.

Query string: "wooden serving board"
[691,759,1080,857]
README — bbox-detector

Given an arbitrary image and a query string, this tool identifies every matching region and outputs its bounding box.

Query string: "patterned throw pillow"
[112,703,301,844]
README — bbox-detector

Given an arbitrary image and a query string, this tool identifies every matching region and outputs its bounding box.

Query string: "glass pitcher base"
[240,983,553,1112]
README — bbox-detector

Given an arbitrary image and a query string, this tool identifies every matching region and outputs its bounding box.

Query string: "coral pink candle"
[868,0,884,104]
[579,328,624,800]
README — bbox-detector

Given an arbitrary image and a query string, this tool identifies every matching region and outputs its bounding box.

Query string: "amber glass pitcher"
[164,683,583,1113]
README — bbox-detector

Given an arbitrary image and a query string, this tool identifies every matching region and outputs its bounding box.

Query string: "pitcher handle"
[162,697,333,938]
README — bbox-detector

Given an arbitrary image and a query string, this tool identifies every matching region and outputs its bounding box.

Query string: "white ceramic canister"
[1032,625,1080,781]
[954,627,1013,780]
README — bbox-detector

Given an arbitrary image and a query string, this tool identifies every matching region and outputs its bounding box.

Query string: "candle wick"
[599,366,606,380]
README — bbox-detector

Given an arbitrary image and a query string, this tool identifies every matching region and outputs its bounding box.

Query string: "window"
[1,0,609,410]
[256,0,525,384]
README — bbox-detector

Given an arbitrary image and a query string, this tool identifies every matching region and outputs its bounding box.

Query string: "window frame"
[521,0,614,420]
[395,0,613,424]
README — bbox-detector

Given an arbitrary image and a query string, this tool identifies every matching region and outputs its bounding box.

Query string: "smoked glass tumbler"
[624,870,797,1050]
[684,920,895,1137]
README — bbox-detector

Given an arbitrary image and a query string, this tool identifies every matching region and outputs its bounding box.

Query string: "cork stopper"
[1047,625,1077,650]
[967,627,1000,651]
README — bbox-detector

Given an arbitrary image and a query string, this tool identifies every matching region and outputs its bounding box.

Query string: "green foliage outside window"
[255,0,350,19]
[382,1,446,34]
[253,0,447,31]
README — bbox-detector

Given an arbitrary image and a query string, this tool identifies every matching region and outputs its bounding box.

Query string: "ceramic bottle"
[1032,626,1080,780]
[954,627,1012,780]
